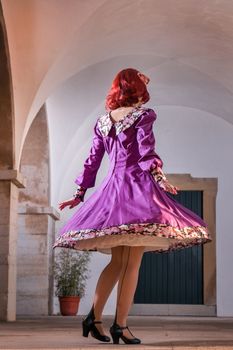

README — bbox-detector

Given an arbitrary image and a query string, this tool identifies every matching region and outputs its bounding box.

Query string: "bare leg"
[91,246,124,334]
[115,246,145,338]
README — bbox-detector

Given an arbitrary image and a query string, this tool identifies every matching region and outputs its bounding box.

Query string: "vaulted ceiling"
[2,0,233,166]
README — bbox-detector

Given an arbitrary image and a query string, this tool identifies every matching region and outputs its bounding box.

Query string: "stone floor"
[0,315,233,349]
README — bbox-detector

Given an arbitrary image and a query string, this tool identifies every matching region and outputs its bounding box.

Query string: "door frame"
[130,173,217,316]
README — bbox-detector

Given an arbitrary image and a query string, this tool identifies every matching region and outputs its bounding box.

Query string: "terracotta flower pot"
[59,296,80,316]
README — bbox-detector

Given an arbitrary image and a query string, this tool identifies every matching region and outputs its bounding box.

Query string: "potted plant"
[53,248,91,316]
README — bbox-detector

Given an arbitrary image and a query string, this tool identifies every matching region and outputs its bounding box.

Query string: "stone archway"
[0,3,25,321]
[17,105,59,316]
[0,2,13,169]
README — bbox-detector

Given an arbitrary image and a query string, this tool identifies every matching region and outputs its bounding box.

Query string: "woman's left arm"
[135,108,164,172]
[135,108,179,194]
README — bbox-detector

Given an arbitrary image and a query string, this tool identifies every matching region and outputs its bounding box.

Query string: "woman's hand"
[159,179,180,195]
[151,166,180,195]
[58,185,87,210]
[58,197,82,210]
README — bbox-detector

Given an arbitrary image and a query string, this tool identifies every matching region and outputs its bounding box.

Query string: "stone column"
[17,206,59,316]
[0,170,26,321]
[16,105,60,316]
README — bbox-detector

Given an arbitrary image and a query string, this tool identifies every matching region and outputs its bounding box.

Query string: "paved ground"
[0,315,233,349]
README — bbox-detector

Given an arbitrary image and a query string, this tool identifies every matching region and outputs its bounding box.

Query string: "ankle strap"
[93,320,102,324]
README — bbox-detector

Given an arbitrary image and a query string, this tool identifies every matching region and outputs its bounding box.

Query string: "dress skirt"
[53,165,212,255]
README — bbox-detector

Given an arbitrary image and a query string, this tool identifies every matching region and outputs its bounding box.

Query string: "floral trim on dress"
[73,185,87,202]
[52,222,212,254]
[97,106,149,137]
[149,163,170,192]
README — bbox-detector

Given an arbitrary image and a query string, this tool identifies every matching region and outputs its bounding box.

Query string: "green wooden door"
[134,190,204,304]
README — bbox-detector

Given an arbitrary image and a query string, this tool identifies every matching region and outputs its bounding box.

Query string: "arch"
[0,2,24,321]
[17,105,59,316]
[0,2,14,168]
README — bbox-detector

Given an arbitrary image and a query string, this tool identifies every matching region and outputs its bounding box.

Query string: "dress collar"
[97,106,148,137]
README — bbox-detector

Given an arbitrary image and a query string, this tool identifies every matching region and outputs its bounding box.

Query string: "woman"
[53,68,212,345]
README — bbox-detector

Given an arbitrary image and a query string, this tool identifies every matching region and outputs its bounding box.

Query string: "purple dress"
[53,106,212,254]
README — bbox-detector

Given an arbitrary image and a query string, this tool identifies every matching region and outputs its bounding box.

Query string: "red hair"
[105,68,150,111]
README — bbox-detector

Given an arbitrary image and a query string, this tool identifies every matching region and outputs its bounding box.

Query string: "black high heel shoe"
[109,321,141,344]
[82,304,110,342]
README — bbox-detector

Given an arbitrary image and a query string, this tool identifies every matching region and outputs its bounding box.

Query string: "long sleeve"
[74,120,105,189]
[135,108,179,194]
[135,108,164,172]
